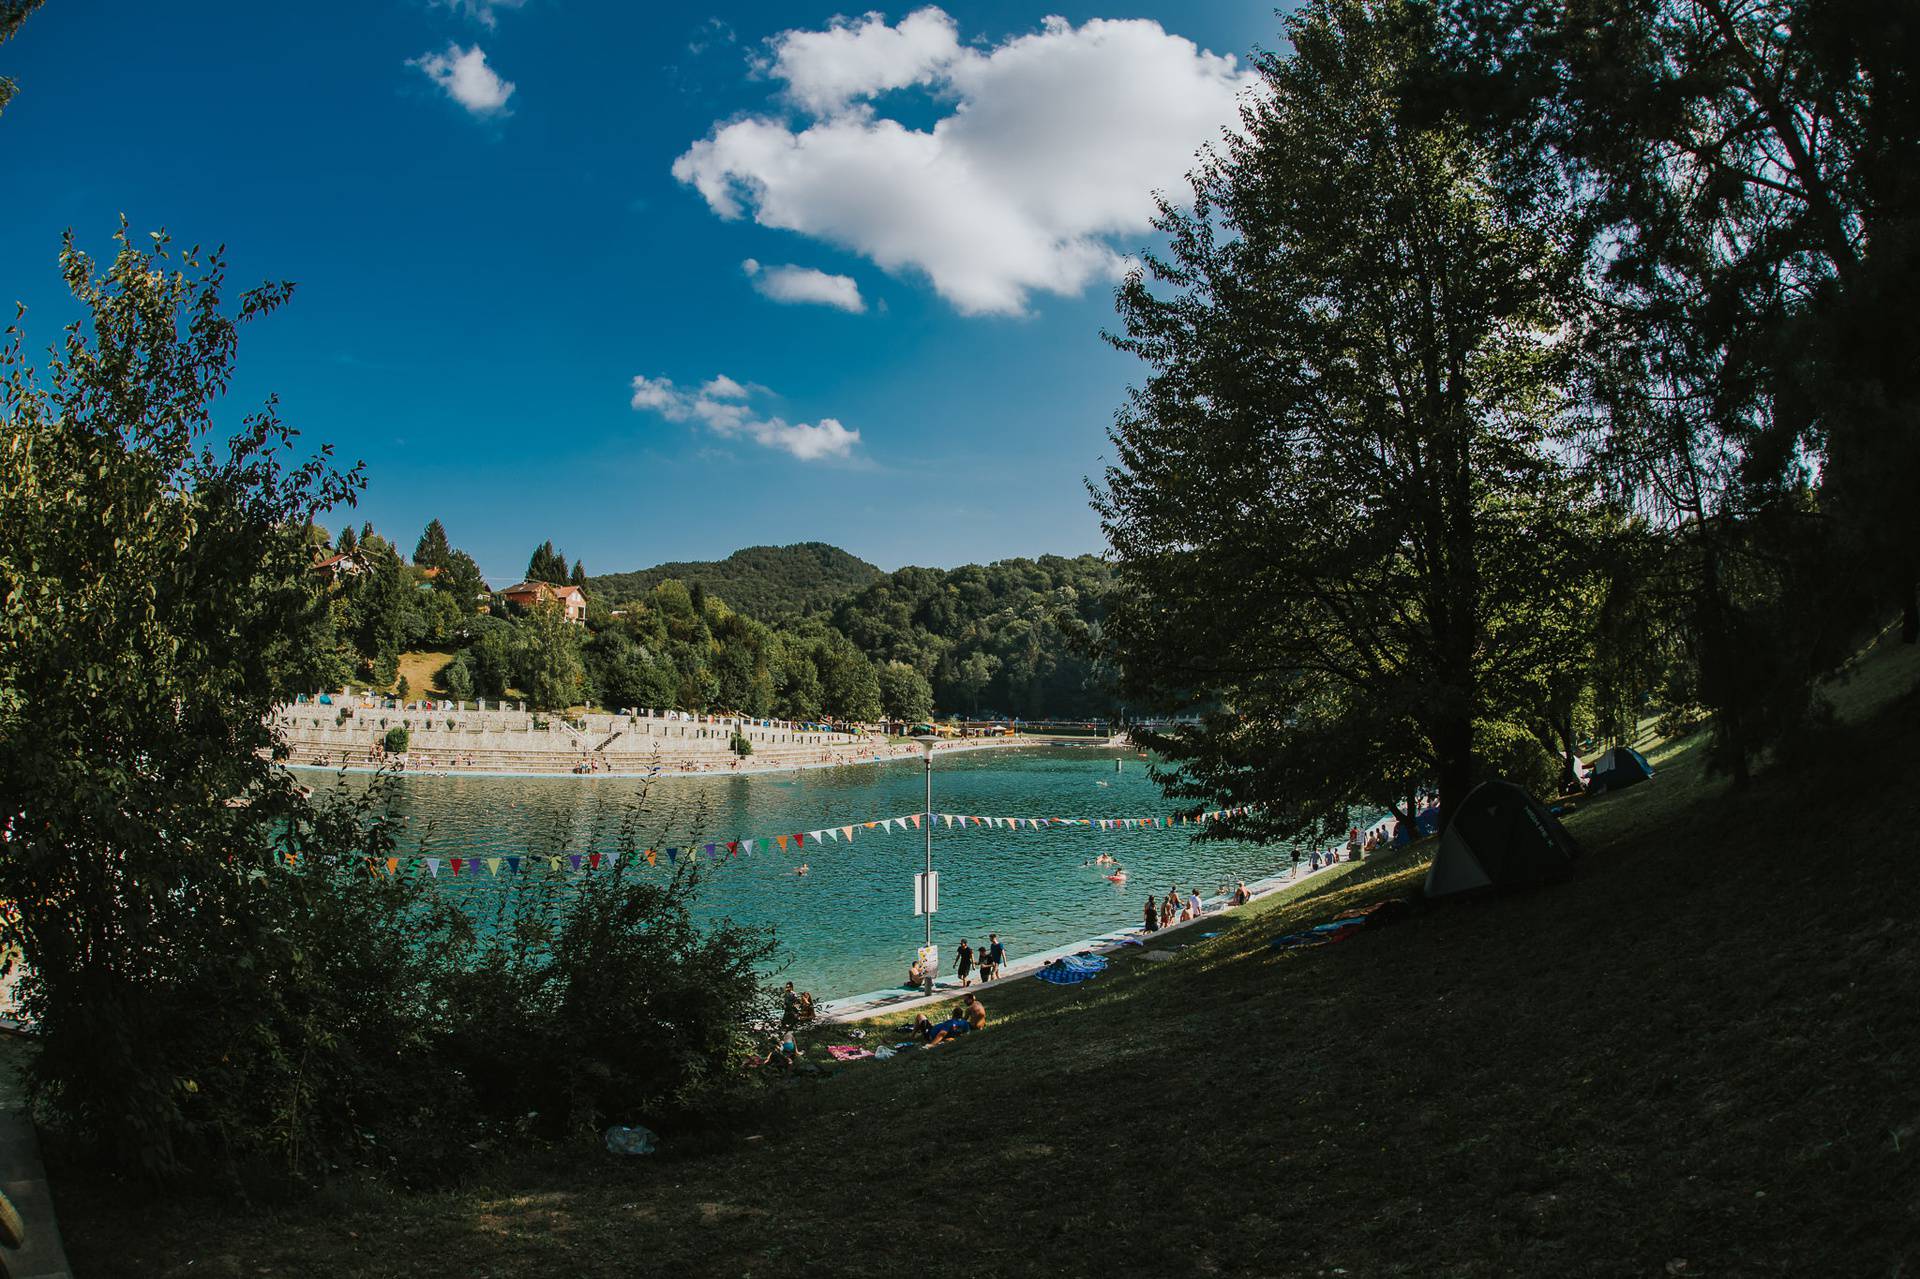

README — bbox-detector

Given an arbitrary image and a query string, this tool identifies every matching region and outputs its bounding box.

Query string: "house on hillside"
[312,551,365,583]
[499,580,588,624]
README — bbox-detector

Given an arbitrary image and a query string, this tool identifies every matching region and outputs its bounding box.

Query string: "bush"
[731,730,753,757]
[434,863,777,1136]
[1473,719,1561,801]
[384,725,410,754]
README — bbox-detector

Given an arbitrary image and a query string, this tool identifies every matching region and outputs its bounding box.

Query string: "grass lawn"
[393,651,454,698]
[57,637,1920,1276]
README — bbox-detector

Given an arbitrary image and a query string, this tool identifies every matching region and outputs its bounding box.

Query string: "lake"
[325,744,1314,1001]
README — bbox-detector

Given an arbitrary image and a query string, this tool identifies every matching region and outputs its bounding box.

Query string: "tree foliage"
[1096,0,1603,834]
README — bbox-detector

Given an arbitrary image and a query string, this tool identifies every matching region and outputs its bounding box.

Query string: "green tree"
[516,600,585,710]
[1440,0,1919,774]
[414,517,452,570]
[527,540,569,584]
[1095,0,1593,833]
[434,548,488,615]
[877,660,935,721]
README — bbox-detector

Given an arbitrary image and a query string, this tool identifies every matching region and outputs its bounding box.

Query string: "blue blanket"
[1036,954,1109,985]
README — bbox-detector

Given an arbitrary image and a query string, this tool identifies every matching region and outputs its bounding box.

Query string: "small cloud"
[629,374,861,462]
[743,260,866,313]
[409,43,515,117]
[432,0,527,29]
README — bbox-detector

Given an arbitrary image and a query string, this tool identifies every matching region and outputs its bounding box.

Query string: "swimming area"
[327,744,1324,1001]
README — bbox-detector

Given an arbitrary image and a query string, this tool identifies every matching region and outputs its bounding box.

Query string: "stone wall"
[271,696,872,773]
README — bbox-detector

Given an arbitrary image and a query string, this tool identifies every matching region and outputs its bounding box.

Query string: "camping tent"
[1423,780,1580,898]
[1587,746,1654,794]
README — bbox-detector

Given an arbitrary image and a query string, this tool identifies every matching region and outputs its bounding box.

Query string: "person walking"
[955,938,974,987]
[1144,895,1160,932]
[987,932,1006,980]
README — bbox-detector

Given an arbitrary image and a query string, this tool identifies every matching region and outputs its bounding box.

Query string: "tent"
[1424,780,1580,898]
[1587,746,1654,794]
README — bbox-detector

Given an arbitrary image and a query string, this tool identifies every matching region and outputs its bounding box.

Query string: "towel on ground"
[826,1045,874,1062]
[1036,954,1109,985]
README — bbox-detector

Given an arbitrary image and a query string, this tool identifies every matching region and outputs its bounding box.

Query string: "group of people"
[1141,880,1251,932]
[780,981,817,1029]
[913,992,987,1045]
[907,932,1009,989]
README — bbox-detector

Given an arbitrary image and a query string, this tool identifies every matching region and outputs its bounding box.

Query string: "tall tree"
[1095,0,1594,835]
[526,540,568,584]
[1438,0,1920,774]
[414,517,452,570]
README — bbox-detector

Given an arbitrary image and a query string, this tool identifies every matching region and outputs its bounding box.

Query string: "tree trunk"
[1435,714,1475,834]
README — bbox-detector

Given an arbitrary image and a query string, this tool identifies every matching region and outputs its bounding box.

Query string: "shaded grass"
[58,638,1920,1277]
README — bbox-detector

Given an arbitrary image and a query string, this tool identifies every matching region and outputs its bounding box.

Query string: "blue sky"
[2,1,1281,582]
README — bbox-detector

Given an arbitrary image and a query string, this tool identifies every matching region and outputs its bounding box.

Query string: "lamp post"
[910,730,938,995]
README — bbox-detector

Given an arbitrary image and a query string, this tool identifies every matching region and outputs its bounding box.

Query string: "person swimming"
[794,863,810,876]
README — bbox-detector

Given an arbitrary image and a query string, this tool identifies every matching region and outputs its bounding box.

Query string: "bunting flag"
[312,797,1274,885]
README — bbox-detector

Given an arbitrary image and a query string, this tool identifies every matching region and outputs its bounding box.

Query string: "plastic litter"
[873,1046,897,1060]
[604,1125,658,1156]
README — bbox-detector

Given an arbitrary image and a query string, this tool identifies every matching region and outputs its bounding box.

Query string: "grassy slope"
[64,640,1920,1277]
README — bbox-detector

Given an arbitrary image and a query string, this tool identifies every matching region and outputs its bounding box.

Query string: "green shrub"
[435,863,777,1136]
[731,730,753,757]
[1473,719,1562,800]
[384,725,409,754]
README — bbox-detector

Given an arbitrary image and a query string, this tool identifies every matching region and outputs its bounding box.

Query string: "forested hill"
[829,554,1114,719]
[587,543,883,621]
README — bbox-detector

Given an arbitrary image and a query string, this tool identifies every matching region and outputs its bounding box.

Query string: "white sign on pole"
[913,870,939,916]
[918,944,939,972]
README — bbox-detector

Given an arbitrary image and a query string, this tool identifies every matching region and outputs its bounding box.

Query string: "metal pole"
[923,744,934,995]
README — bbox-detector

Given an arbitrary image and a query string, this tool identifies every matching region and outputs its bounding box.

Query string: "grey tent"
[1587,746,1654,794]
[1424,780,1580,898]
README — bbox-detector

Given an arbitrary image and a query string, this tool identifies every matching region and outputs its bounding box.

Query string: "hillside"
[586,543,883,622]
[63,638,1920,1275]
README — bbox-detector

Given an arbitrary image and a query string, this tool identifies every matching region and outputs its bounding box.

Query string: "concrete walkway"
[819,853,1361,1024]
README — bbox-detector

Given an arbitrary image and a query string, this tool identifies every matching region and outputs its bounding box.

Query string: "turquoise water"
[325,745,1309,1000]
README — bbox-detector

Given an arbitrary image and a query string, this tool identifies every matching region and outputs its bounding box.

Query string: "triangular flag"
[728,840,739,856]
[910,814,922,829]
[826,828,839,842]
[386,857,400,875]
[688,847,699,863]
[646,848,658,866]
[507,855,521,874]
[704,844,715,859]
[607,851,621,868]
[795,832,807,848]
[841,825,854,841]
[450,857,463,875]
[668,847,679,863]
[863,821,877,829]
[569,854,583,871]
[740,838,754,856]
[881,819,895,833]
[547,856,561,872]
[776,835,789,851]
[486,857,502,876]
[943,814,954,829]
[590,852,603,869]
[426,857,441,877]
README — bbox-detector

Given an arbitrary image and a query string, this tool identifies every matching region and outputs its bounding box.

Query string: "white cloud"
[433,0,527,29]
[765,7,963,114]
[630,374,861,462]
[409,44,515,117]
[673,11,1252,315]
[742,259,866,312]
